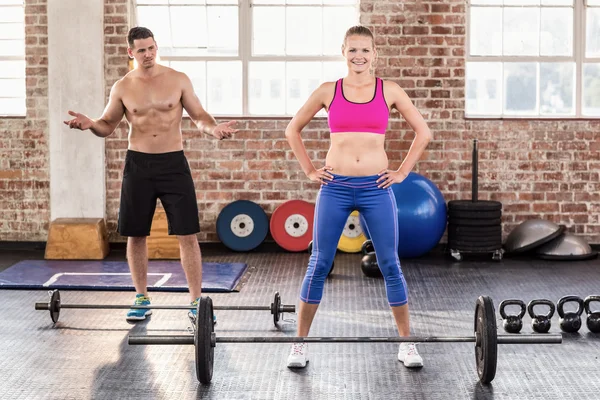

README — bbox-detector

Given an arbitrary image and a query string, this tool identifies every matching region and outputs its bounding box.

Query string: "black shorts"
[117,150,200,237]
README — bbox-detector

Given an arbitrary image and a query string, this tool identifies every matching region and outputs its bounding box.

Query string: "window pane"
[503,8,540,55]
[0,7,23,23]
[323,6,358,55]
[469,7,502,56]
[323,60,346,81]
[137,6,173,47]
[504,0,538,4]
[286,62,322,114]
[466,62,503,116]
[137,0,173,4]
[541,0,572,5]
[540,8,572,56]
[587,0,600,5]
[470,0,502,4]
[286,0,321,4]
[0,97,25,116]
[583,63,600,117]
[0,78,24,96]
[0,60,25,78]
[253,7,285,55]
[540,62,574,115]
[587,7,600,58]
[252,0,285,4]
[170,61,207,106]
[0,23,24,39]
[206,61,242,115]
[323,0,356,4]
[504,63,537,115]
[0,40,24,56]
[207,0,237,4]
[207,6,238,55]
[1,0,24,4]
[286,7,322,55]
[169,0,206,4]
[248,62,286,115]
[170,6,207,48]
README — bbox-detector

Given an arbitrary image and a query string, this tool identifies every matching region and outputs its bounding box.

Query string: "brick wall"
[0,0,49,241]
[2,0,600,244]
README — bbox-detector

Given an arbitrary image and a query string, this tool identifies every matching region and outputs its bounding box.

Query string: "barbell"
[35,289,294,327]
[128,295,562,384]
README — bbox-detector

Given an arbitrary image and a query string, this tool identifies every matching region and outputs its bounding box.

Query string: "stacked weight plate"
[447,139,503,261]
[447,200,503,260]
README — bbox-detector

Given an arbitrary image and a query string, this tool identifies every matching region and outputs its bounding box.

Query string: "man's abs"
[121,70,186,154]
[326,132,389,176]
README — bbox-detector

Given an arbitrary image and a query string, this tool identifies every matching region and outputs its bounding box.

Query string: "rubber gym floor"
[0,246,598,400]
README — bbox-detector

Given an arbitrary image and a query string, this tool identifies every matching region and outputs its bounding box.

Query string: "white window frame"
[466,0,600,119]
[134,0,358,117]
[0,1,26,117]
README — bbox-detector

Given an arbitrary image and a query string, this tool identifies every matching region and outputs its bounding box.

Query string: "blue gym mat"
[0,260,248,292]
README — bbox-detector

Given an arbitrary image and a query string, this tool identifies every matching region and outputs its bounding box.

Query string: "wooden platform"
[147,208,180,259]
[45,218,110,260]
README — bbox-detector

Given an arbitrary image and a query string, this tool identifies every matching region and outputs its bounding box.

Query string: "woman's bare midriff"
[326,131,389,176]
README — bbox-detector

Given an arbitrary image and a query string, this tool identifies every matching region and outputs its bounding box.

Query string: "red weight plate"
[270,200,315,252]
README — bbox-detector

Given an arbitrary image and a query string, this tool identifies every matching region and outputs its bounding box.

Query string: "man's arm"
[179,73,218,136]
[64,80,125,138]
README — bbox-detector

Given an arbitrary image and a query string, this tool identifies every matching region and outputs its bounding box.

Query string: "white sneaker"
[398,343,423,368]
[287,342,309,368]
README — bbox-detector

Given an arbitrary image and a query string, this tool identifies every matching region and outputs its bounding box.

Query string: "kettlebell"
[583,295,600,333]
[557,295,584,333]
[499,299,526,333]
[527,299,555,333]
[361,240,374,255]
[360,252,381,278]
[307,240,335,276]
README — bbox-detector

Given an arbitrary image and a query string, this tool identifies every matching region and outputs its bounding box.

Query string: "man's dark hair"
[127,26,155,48]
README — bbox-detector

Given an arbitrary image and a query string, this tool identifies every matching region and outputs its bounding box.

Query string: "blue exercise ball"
[360,172,447,258]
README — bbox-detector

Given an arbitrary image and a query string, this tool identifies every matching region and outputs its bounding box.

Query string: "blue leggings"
[300,174,408,307]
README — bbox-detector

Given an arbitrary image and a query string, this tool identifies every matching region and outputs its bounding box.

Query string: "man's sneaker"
[126,294,152,321]
[397,343,423,368]
[188,298,217,325]
[287,342,309,368]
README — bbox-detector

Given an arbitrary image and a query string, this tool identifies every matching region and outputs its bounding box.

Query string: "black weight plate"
[449,225,502,236]
[216,200,269,252]
[474,295,498,384]
[196,297,214,384]
[448,200,502,212]
[50,289,61,323]
[449,231,502,240]
[448,210,502,219]
[448,218,501,227]
[449,244,502,253]
[271,291,281,326]
[449,239,503,248]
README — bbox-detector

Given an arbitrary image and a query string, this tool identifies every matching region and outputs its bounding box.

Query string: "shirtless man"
[64,26,237,322]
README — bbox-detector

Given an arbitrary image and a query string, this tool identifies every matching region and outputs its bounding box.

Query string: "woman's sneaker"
[287,342,309,368]
[188,297,217,325]
[397,343,423,368]
[126,294,152,321]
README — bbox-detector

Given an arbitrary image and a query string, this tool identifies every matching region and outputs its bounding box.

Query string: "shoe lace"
[134,296,150,306]
[406,343,418,356]
[292,343,305,355]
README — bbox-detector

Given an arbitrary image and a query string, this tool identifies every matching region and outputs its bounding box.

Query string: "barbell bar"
[128,295,562,385]
[35,289,294,327]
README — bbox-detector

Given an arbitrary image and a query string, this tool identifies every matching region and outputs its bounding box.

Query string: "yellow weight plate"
[337,210,367,253]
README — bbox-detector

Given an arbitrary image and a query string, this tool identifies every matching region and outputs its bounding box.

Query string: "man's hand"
[63,111,93,131]
[210,121,238,140]
[376,169,407,189]
[307,166,334,185]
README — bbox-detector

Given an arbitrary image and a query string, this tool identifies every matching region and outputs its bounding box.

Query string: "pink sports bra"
[327,77,389,135]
